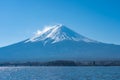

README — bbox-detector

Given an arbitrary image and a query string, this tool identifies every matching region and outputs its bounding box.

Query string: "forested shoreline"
[0,60,120,66]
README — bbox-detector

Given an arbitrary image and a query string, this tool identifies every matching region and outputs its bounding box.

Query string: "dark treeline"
[0,60,120,66]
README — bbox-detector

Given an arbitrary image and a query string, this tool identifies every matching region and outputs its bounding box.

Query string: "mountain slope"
[0,24,120,62]
[25,24,96,44]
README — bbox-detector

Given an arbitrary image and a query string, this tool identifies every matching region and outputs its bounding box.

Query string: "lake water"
[0,66,120,80]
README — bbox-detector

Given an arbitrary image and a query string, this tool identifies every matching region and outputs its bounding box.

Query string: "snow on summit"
[25,24,95,44]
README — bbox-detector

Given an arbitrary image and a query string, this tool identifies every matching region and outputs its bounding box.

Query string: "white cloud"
[34,25,53,37]
[35,30,42,35]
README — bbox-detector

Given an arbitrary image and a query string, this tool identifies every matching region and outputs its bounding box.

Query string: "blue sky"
[0,0,120,47]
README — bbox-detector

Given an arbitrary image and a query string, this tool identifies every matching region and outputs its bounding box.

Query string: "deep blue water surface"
[0,66,120,80]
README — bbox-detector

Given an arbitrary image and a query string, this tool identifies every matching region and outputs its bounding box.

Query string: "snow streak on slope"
[25,24,96,44]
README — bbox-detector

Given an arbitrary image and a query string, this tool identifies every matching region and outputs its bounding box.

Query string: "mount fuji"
[0,24,120,62]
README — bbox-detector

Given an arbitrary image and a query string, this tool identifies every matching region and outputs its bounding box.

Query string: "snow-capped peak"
[25,24,96,44]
